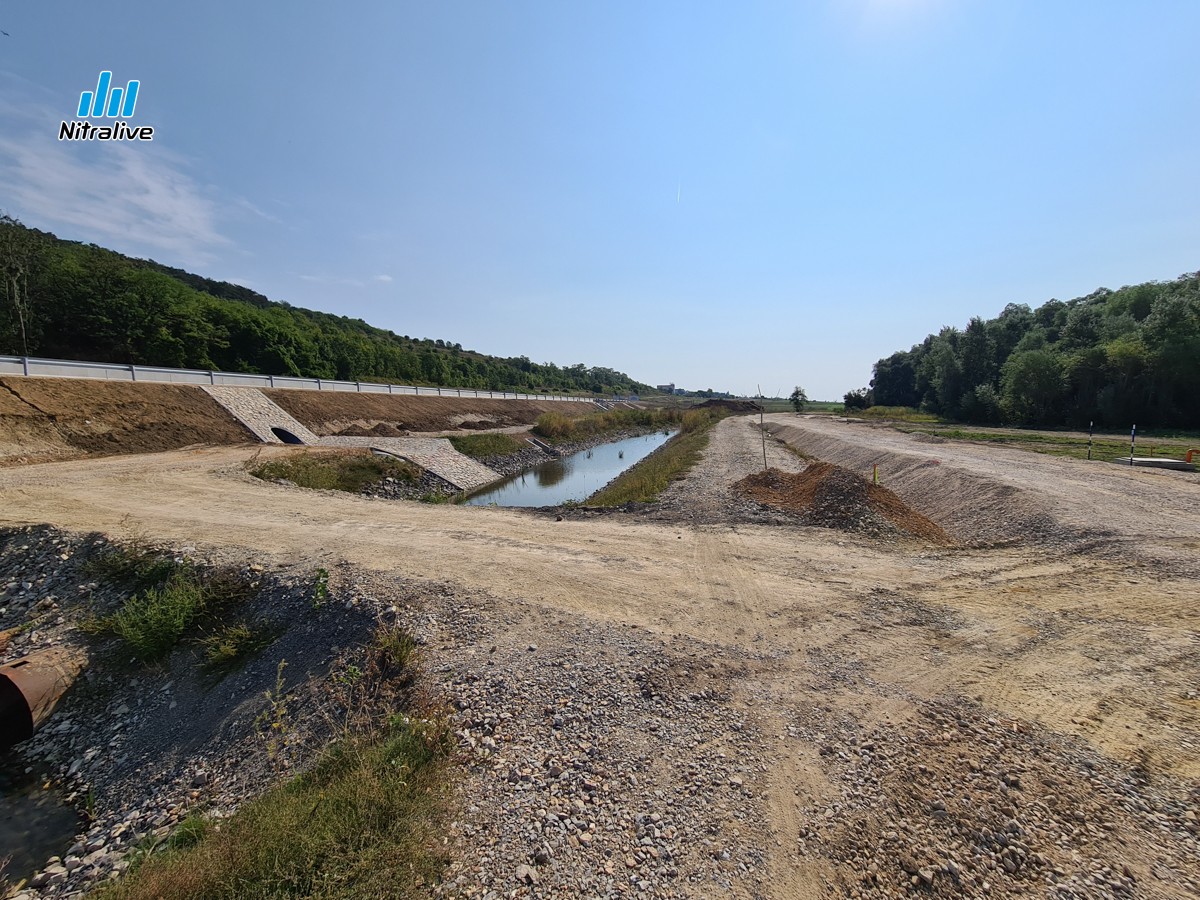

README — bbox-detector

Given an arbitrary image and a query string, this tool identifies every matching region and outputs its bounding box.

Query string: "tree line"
[0,216,649,396]
[862,272,1200,428]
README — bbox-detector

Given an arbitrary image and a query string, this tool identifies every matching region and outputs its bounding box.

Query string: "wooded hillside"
[869,272,1200,428]
[0,216,649,396]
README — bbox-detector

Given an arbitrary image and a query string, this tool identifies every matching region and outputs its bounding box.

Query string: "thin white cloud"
[374,274,393,283]
[0,72,227,266]
[0,138,227,265]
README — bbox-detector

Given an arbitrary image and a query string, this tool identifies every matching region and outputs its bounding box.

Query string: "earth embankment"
[263,390,594,437]
[0,377,255,465]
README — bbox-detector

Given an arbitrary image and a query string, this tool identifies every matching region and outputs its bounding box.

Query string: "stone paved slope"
[201,387,320,445]
[320,435,500,491]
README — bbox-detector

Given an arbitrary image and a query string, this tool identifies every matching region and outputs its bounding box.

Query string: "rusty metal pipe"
[0,647,87,751]
[1187,448,1197,464]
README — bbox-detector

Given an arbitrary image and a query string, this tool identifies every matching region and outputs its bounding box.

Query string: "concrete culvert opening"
[271,427,305,445]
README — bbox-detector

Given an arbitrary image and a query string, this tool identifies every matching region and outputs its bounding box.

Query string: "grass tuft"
[200,622,277,674]
[448,433,525,458]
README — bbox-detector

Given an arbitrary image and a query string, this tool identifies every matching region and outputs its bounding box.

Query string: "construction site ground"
[0,412,1197,898]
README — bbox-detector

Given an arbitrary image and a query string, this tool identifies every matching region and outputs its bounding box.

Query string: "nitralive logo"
[58,71,154,141]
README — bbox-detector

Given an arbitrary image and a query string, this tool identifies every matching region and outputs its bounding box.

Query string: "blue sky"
[1,1,1197,398]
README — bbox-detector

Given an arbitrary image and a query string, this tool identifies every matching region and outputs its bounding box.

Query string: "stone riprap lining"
[201,386,320,445]
[320,436,501,492]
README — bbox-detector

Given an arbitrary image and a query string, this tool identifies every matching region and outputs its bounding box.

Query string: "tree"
[1000,349,1067,426]
[0,213,45,355]
[789,386,808,412]
[843,387,871,410]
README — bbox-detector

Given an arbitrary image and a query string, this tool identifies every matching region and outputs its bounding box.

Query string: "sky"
[1,1,1198,399]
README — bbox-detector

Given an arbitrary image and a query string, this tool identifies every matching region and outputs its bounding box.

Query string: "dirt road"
[0,415,1197,897]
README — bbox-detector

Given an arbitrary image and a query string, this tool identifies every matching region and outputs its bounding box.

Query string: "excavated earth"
[0,411,1197,898]
[733,464,952,544]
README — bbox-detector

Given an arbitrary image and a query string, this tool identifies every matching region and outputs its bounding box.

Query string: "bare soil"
[0,377,254,466]
[733,463,952,544]
[0,413,1197,897]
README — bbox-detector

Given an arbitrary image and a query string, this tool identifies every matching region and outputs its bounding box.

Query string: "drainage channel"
[463,431,676,507]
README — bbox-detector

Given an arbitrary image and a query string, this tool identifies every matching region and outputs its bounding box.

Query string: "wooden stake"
[758,384,767,472]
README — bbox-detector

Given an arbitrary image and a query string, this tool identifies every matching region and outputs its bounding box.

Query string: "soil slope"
[264,390,594,436]
[0,377,254,465]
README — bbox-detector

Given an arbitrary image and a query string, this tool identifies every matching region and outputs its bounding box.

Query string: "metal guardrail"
[0,355,594,403]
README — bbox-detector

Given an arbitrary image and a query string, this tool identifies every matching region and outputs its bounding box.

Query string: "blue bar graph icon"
[76,71,140,118]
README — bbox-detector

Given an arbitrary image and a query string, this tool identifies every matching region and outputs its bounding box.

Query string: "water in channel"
[464,430,676,507]
[0,759,81,887]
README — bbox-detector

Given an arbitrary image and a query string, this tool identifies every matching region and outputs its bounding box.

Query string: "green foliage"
[0,217,649,396]
[870,272,1200,428]
[447,433,525,458]
[843,388,871,410]
[250,450,419,493]
[532,407,682,444]
[789,386,808,413]
[86,548,259,665]
[105,574,207,664]
[313,567,330,607]
[82,545,177,593]
[588,409,726,505]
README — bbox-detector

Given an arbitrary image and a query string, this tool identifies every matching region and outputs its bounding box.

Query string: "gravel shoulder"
[0,417,1197,898]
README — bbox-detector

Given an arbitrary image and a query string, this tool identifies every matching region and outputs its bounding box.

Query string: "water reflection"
[465,430,676,507]
[535,459,568,487]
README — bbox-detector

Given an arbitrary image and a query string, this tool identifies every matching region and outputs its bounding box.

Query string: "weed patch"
[85,551,262,667]
[533,407,683,444]
[200,622,277,674]
[448,433,525,458]
[250,450,420,493]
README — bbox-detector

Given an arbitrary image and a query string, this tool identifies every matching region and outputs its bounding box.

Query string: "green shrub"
[107,575,206,664]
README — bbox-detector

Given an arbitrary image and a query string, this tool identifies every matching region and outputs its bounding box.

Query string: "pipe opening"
[271,427,305,445]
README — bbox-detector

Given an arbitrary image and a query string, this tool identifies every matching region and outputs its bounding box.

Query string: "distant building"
[656,383,674,394]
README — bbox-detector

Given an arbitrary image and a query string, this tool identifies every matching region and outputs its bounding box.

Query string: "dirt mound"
[734,462,952,543]
[264,390,593,436]
[0,377,254,464]
[695,398,760,413]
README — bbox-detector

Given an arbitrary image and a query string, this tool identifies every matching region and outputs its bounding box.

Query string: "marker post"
[1130,424,1136,466]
